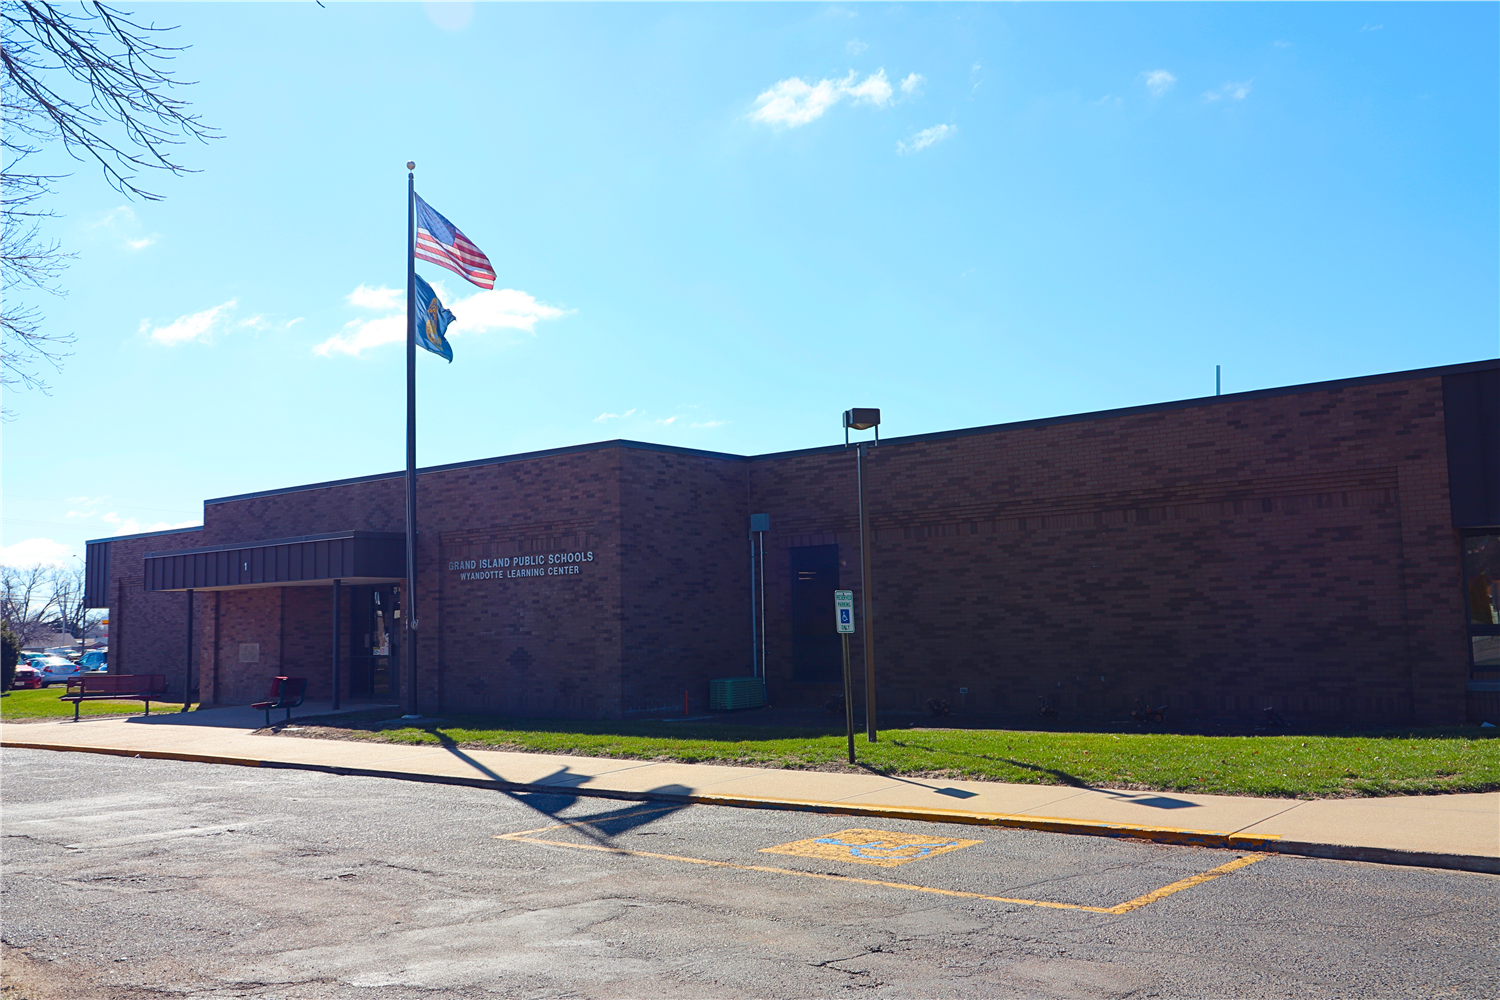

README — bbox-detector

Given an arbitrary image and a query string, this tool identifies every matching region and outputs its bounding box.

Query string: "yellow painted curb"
[2,738,1256,848]
[7,738,1496,873]
[684,791,1264,848]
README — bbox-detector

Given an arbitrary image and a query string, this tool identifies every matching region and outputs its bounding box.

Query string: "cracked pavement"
[1,748,1496,998]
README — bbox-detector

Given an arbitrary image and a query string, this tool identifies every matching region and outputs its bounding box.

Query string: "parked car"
[11,663,41,689]
[27,654,83,688]
[77,650,108,673]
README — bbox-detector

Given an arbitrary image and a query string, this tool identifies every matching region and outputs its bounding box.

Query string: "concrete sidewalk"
[3,706,1496,874]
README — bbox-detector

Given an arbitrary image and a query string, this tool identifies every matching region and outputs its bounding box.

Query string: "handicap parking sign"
[835,590,855,634]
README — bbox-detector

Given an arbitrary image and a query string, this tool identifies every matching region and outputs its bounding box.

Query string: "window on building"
[790,544,841,683]
[1462,532,1500,673]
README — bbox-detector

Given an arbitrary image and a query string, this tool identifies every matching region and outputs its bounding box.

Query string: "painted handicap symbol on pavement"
[760,828,982,868]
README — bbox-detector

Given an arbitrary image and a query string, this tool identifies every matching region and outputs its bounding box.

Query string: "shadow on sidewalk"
[427,727,688,843]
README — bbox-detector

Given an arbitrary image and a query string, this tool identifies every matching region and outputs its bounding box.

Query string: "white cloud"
[99,512,200,536]
[897,123,955,155]
[90,206,136,229]
[844,68,892,105]
[446,287,568,336]
[1359,23,1382,33]
[91,204,159,251]
[749,69,894,127]
[1274,40,1293,49]
[141,299,238,346]
[52,502,201,537]
[315,284,567,357]
[751,77,843,127]
[348,284,403,310]
[900,72,925,95]
[590,406,724,430]
[1203,80,1252,102]
[424,1,473,31]
[1143,70,1177,97]
[0,537,73,568]
[314,313,406,357]
[846,68,888,106]
[846,39,867,55]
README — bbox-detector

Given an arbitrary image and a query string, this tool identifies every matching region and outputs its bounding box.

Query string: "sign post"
[835,590,856,764]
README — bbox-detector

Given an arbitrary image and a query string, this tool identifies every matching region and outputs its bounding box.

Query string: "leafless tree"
[50,563,103,641]
[2,1,217,407]
[0,563,64,646]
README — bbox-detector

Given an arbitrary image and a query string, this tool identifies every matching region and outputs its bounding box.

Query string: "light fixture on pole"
[843,407,880,742]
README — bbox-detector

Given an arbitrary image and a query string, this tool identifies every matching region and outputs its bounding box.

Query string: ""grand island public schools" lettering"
[448,551,594,581]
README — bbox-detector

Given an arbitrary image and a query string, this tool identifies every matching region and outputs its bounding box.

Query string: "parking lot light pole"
[843,408,880,742]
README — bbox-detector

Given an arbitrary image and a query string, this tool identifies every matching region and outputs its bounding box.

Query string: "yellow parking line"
[495,809,1263,914]
[1099,854,1263,914]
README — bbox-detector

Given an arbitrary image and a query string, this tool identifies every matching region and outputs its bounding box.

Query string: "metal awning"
[142,531,405,592]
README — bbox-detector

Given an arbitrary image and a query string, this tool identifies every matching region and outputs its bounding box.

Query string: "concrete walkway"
[3,705,1496,873]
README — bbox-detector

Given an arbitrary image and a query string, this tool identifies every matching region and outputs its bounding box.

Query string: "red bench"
[251,676,307,727]
[60,674,169,722]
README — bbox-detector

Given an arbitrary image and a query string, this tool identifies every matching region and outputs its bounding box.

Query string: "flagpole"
[403,161,419,719]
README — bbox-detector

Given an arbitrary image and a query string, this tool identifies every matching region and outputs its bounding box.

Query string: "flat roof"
[91,357,1496,543]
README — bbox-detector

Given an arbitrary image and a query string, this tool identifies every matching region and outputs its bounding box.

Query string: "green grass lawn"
[286,714,1500,799]
[0,688,194,720]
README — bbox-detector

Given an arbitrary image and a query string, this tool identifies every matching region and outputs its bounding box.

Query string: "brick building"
[86,360,1499,726]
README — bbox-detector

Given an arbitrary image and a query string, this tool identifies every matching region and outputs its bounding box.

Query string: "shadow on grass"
[880,739,1201,808]
[309,708,1497,744]
[311,711,849,746]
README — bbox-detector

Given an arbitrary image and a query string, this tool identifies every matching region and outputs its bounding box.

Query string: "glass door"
[347,585,397,699]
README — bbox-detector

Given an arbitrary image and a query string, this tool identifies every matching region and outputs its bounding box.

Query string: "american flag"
[414,194,496,290]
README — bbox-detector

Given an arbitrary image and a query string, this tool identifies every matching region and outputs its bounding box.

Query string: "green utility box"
[709,676,765,711]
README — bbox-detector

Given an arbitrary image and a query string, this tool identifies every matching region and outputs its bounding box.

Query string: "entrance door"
[790,544,841,683]
[347,585,397,699]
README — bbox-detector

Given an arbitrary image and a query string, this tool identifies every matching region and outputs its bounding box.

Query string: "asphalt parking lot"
[2,748,1496,999]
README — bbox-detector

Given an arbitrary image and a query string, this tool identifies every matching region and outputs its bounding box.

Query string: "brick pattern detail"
[748,379,1466,723]
[100,375,1473,724]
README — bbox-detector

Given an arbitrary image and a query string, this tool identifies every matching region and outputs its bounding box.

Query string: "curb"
[5,739,1497,875]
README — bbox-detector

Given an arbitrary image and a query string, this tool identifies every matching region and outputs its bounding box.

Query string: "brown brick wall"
[619,448,750,715]
[431,448,623,717]
[97,372,1475,725]
[210,588,283,705]
[748,375,1466,724]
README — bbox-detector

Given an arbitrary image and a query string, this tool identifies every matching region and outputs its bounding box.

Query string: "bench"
[60,674,169,722]
[251,676,307,727]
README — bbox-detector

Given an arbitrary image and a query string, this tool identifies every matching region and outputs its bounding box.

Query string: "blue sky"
[4,1,1496,569]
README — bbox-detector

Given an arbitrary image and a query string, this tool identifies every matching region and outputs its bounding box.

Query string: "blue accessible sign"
[835,590,855,634]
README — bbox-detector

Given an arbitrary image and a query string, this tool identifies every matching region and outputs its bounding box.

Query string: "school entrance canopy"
[138,531,406,593]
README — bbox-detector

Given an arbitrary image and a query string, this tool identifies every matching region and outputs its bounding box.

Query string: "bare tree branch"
[0,563,65,646]
[50,564,104,640]
[1,1,217,409]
